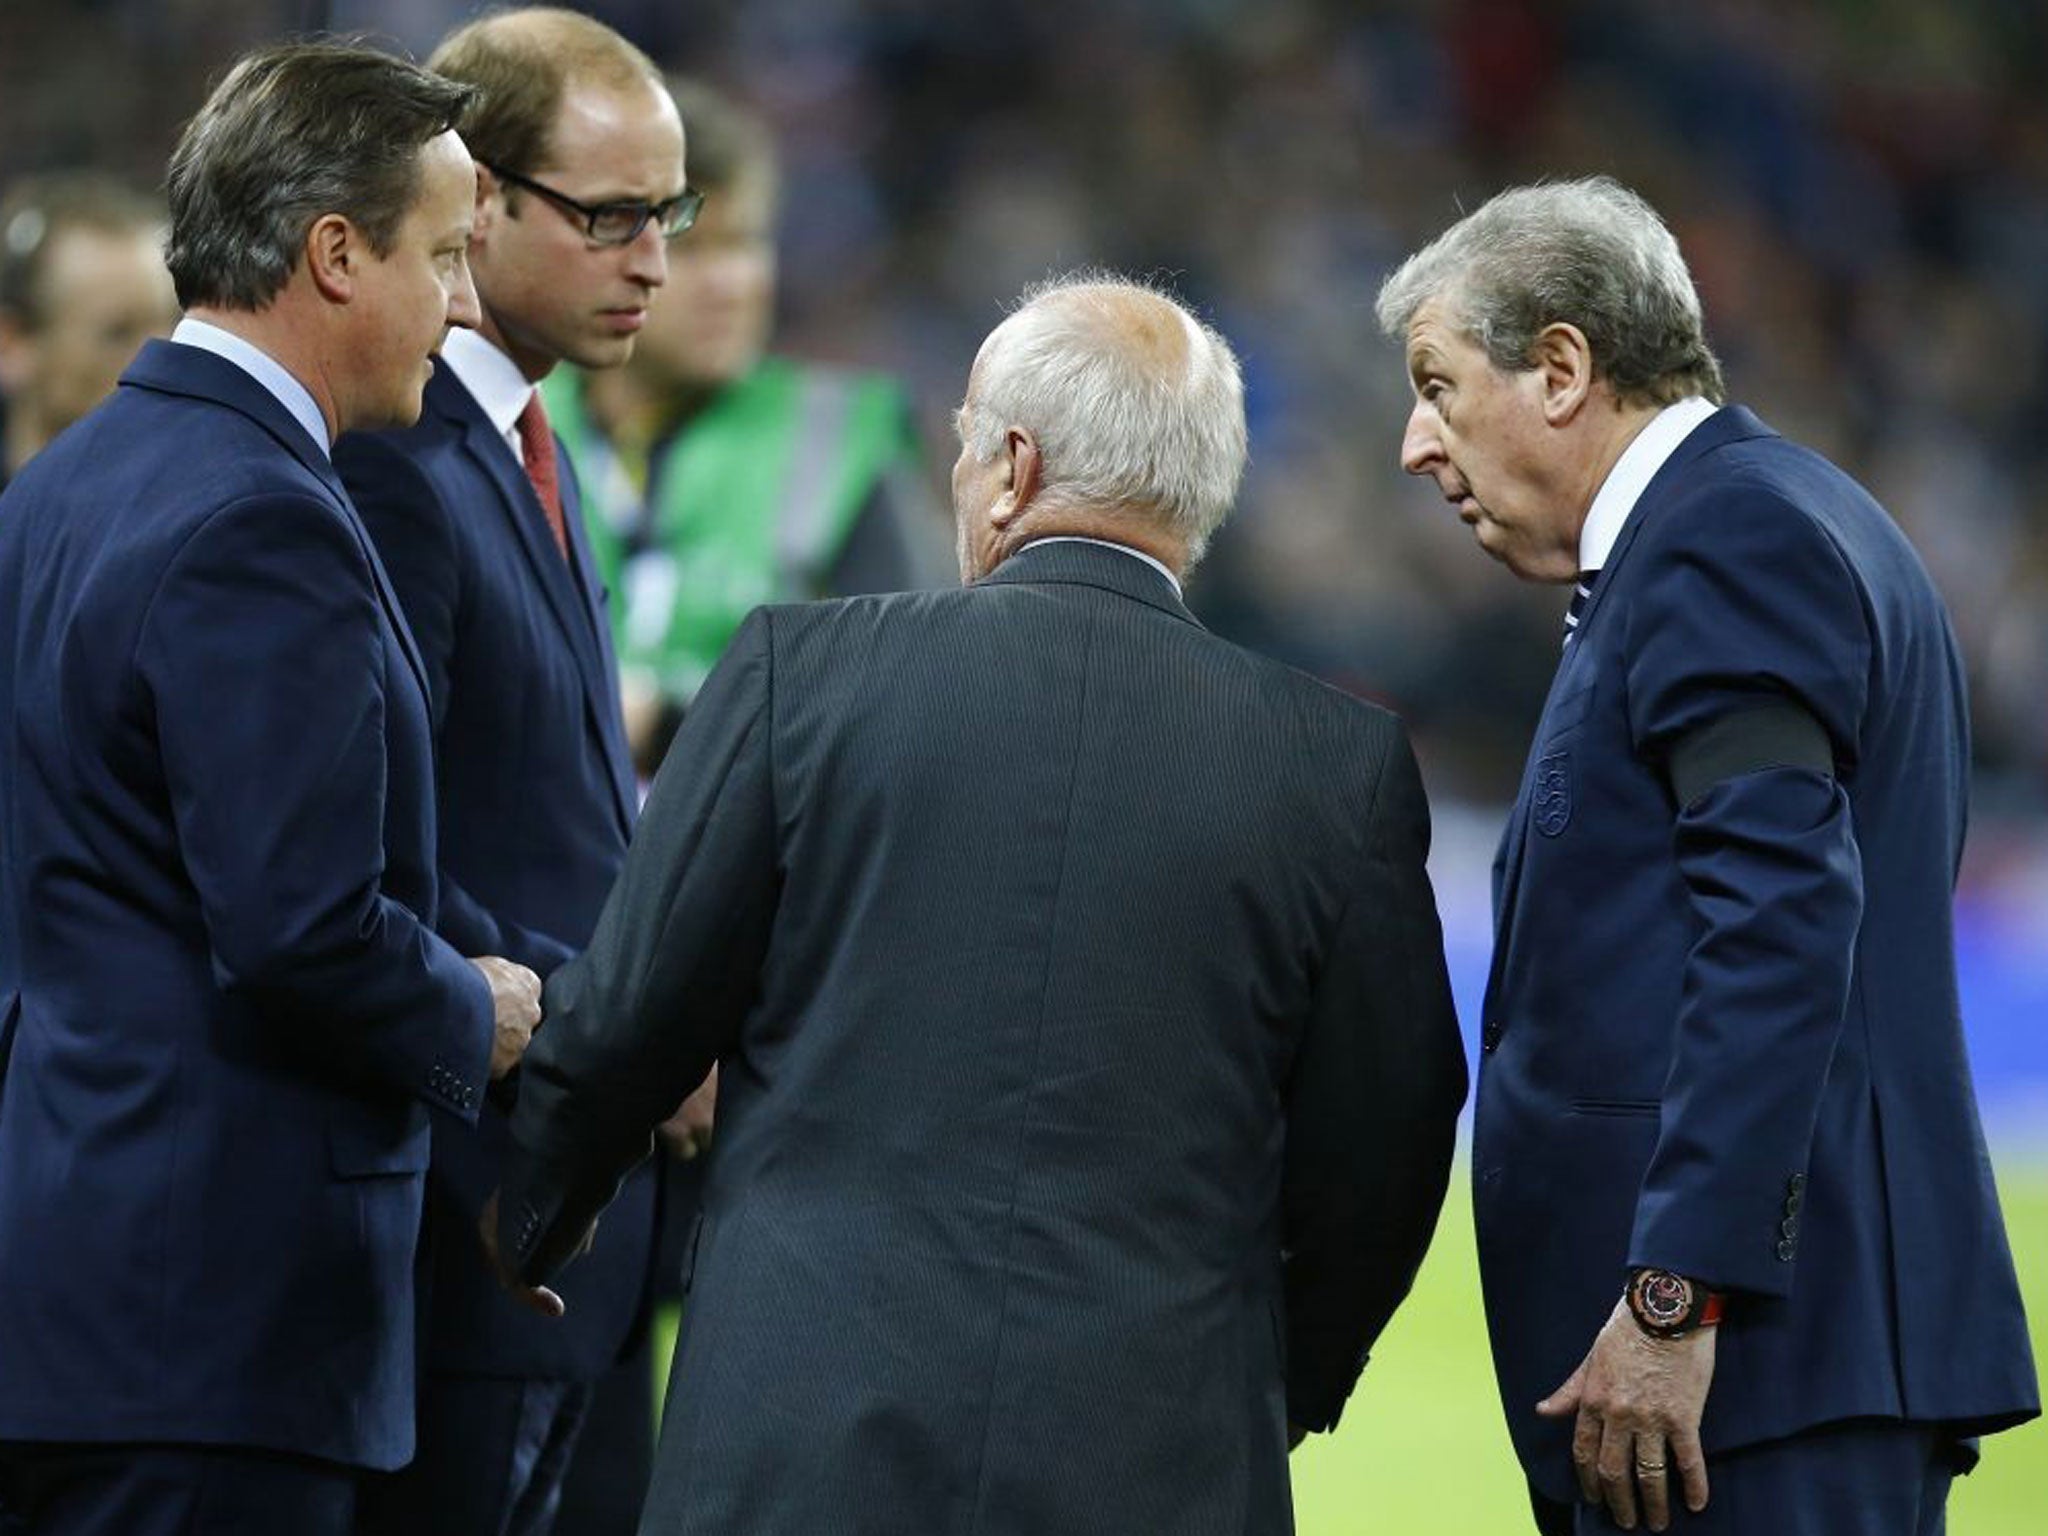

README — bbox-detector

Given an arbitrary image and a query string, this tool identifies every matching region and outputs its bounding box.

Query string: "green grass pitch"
[1290,1159,2048,1534]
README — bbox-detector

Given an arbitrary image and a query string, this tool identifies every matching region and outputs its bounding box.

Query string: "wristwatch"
[1625,1268,1726,1339]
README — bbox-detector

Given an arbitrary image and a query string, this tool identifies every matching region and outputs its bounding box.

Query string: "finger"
[513,1283,564,1318]
[1672,1426,1710,1513]
[1597,1421,1639,1530]
[1571,1406,1603,1505]
[1635,1435,1671,1533]
[1537,1360,1586,1418]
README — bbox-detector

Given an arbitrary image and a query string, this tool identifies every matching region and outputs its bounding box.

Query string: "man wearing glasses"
[334,11,692,1535]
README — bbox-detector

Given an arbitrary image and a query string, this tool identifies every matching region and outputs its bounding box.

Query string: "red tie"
[514,391,568,558]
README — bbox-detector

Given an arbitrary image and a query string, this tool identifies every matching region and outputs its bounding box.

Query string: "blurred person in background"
[545,74,948,781]
[1379,176,2039,1535]
[333,11,687,1535]
[490,272,1467,1536]
[0,41,539,1536]
[0,171,177,489]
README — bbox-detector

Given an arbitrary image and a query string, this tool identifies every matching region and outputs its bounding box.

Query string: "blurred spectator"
[0,172,176,486]
[3,0,2046,800]
[545,74,949,777]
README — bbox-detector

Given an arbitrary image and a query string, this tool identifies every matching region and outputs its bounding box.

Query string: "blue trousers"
[355,1375,590,1536]
[0,1442,355,1536]
[1530,1419,1970,1535]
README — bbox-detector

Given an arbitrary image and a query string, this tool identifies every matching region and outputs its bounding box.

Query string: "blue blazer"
[1474,406,2039,1501]
[0,341,494,1471]
[336,363,655,1379]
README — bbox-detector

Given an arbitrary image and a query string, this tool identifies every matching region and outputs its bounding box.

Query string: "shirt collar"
[1021,535,1184,598]
[170,317,331,459]
[439,326,537,446]
[1578,396,1719,573]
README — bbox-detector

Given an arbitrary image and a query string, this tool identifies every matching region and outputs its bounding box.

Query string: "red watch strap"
[1699,1289,1726,1327]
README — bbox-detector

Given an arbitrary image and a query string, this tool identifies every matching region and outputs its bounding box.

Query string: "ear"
[1532,322,1595,426]
[304,212,356,304]
[989,426,1041,530]
[470,162,499,244]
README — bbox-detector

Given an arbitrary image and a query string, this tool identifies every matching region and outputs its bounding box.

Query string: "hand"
[469,956,542,1079]
[476,1190,565,1318]
[657,1065,719,1161]
[1537,1297,1716,1532]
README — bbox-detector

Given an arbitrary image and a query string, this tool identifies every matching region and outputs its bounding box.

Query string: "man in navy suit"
[0,42,542,1536]
[334,12,691,1534]
[488,274,1469,1535]
[1378,178,2039,1533]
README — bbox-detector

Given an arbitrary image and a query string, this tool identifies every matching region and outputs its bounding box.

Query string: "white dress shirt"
[170,317,330,458]
[439,326,538,466]
[1578,395,1720,573]
[1022,535,1184,598]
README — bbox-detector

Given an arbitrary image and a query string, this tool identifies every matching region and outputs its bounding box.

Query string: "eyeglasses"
[483,163,704,246]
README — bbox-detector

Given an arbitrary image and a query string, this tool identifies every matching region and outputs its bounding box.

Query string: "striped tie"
[1562,570,1596,649]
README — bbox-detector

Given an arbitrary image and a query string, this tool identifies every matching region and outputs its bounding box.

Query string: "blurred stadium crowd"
[4,0,2044,808]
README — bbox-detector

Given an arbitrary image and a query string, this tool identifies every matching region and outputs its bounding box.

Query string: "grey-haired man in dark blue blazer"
[1380,177,2038,1535]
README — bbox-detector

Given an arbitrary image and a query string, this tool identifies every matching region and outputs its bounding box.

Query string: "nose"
[446,255,482,331]
[623,219,668,289]
[1400,401,1444,477]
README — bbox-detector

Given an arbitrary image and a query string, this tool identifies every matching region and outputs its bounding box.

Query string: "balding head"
[429,6,668,178]
[959,272,1246,570]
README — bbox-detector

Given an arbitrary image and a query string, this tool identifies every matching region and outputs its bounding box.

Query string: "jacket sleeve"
[500,608,781,1282]
[137,491,495,1117]
[1621,487,1869,1297]
[1281,724,1468,1431]
[336,430,577,975]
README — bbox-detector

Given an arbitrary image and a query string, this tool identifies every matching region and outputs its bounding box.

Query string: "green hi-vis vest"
[544,357,921,701]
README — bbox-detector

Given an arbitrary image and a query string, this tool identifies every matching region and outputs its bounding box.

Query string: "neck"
[185,302,339,441]
[999,505,1188,581]
[476,307,554,386]
[1563,396,1665,548]
[584,363,720,442]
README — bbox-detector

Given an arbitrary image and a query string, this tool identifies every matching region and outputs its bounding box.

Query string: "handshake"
[468,955,544,1079]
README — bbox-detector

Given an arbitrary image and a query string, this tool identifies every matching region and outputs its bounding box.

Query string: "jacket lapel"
[123,342,434,704]
[1483,405,1777,1026]
[558,468,638,828]
[432,371,635,832]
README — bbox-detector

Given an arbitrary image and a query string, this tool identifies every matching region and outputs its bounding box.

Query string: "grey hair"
[165,40,476,312]
[964,271,1247,562]
[1375,177,1724,406]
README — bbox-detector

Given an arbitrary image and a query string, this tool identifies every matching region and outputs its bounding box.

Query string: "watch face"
[1632,1269,1695,1332]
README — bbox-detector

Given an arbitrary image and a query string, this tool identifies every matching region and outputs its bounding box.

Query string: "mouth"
[600,308,648,334]
[1445,491,1481,525]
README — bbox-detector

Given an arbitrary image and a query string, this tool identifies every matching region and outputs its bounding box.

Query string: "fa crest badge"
[1533,751,1572,837]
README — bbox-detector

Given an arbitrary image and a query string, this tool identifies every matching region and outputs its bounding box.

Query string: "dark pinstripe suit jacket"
[500,539,1467,1535]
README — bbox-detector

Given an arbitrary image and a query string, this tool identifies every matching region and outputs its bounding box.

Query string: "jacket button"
[1779,1216,1799,1240]
[1482,1019,1503,1053]
[1785,1189,1803,1215]
[1788,1172,1806,1195]
[1775,1239,1797,1261]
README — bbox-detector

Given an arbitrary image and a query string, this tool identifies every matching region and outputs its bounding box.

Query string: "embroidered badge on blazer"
[1533,750,1572,837]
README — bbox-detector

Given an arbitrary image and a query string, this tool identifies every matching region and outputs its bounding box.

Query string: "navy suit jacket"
[497,542,1469,1535]
[1473,406,2039,1501]
[336,362,655,1379]
[0,341,494,1470]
